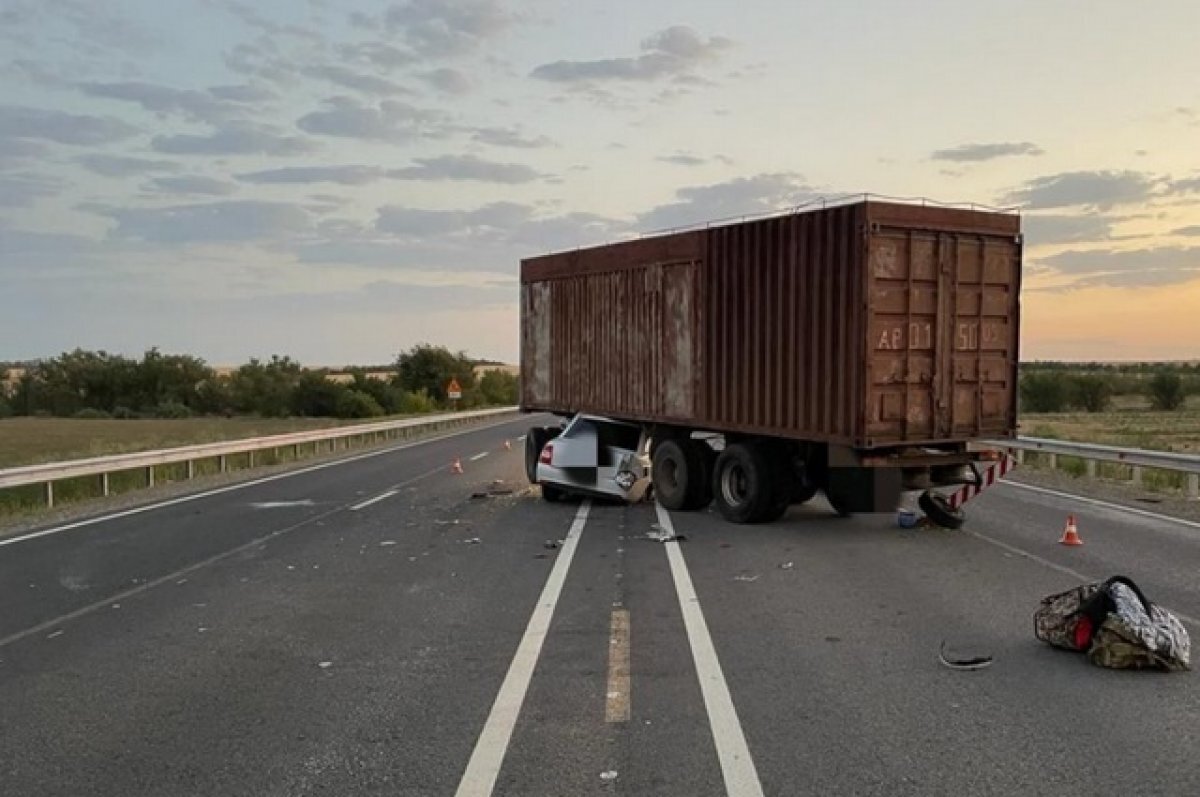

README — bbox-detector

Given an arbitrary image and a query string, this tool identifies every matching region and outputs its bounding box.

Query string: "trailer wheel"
[919,490,965,529]
[712,442,773,524]
[653,439,712,511]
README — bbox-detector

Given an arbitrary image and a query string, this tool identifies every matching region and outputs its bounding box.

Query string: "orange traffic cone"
[1059,515,1083,546]
[451,458,464,475]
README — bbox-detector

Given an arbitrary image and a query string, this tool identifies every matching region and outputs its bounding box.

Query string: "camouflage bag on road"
[1034,581,1103,651]
[1035,576,1191,671]
[1087,580,1191,672]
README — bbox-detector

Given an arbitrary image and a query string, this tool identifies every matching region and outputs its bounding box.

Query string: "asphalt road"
[2,415,1199,796]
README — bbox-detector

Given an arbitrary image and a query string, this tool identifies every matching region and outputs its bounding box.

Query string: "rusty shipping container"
[520,199,1021,450]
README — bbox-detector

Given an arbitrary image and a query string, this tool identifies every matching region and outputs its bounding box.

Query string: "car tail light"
[539,443,554,465]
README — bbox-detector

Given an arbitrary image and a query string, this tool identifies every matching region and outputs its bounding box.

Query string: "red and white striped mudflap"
[948,454,1016,510]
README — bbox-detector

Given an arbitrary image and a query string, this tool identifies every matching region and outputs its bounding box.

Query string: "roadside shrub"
[1068,374,1113,413]
[112,406,138,419]
[335,390,384,419]
[1148,372,1186,411]
[395,389,436,414]
[1020,373,1069,413]
[73,408,112,420]
[154,401,194,419]
[0,393,11,418]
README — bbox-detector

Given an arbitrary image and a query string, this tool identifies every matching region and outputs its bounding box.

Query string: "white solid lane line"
[997,480,1200,532]
[349,489,398,511]
[470,452,490,462]
[0,419,520,549]
[655,503,765,797]
[455,501,592,797]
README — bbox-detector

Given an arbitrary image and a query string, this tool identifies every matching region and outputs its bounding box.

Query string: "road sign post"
[447,377,463,410]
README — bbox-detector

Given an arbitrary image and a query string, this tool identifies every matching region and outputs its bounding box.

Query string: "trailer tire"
[712,442,773,524]
[653,439,712,511]
[919,490,965,529]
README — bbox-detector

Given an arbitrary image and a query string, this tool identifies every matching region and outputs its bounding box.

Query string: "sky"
[2,0,1200,367]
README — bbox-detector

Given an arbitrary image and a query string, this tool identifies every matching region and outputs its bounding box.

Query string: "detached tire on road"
[919,490,965,529]
[653,438,713,511]
[712,442,774,524]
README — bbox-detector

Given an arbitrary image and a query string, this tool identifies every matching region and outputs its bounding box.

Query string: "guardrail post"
[1131,466,1143,486]
[147,466,155,488]
[248,451,255,468]
[100,472,110,497]
[1189,473,1199,500]
[186,460,195,480]
[1014,449,1024,464]
[45,481,54,508]
[219,455,227,473]
[1047,453,1057,469]
[1086,459,1097,479]
[294,444,301,459]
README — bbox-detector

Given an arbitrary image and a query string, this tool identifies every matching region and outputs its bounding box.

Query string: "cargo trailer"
[519,197,1021,526]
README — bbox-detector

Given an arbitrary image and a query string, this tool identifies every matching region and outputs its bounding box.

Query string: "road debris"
[464,537,482,545]
[543,541,559,550]
[779,561,795,570]
[647,526,687,543]
[733,574,760,583]
[318,661,333,669]
[46,630,64,640]
[938,640,994,671]
[600,771,618,782]
[379,541,397,547]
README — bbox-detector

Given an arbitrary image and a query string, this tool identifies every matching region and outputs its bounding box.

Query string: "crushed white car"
[524,414,651,503]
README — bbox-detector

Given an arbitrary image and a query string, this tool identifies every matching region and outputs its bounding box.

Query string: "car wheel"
[919,490,965,529]
[541,483,566,502]
[525,427,549,484]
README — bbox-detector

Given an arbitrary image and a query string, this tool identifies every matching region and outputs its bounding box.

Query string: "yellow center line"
[606,609,631,723]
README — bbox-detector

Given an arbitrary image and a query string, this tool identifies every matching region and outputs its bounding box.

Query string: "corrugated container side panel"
[521,201,1018,447]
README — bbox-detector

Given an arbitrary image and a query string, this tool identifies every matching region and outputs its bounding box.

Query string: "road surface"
[1,415,1198,796]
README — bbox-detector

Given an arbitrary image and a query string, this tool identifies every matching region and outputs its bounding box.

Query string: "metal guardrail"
[984,436,1200,499]
[0,407,518,508]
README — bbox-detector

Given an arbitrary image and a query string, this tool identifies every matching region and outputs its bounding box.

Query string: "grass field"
[1019,394,1200,454]
[0,415,413,469]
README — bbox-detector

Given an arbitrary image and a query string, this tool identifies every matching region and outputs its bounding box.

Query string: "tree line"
[1020,365,1198,413]
[0,344,518,420]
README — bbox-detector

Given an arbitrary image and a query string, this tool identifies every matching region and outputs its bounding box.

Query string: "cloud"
[531,25,731,84]
[376,201,534,236]
[931,142,1044,162]
[1168,177,1200,195]
[1002,171,1158,210]
[96,200,311,244]
[1022,214,1116,246]
[79,81,240,124]
[420,67,472,94]
[223,42,298,85]
[152,122,315,156]
[297,97,448,141]
[209,0,323,43]
[388,154,542,183]
[207,84,278,103]
[301,65,411,96]
[1171,225,1200,237]
[148,176,239,196]
[470,126,554,149]
[0,136,47,163]
[636,172,818,231]
[0,173,64,207]
[336,42,419,71]
[77,154,180,177]
[1035,245,1200,288]
[0,104,138,145]
[236,165,384,185]
[383,0,516,57]
[657,152,729,167]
